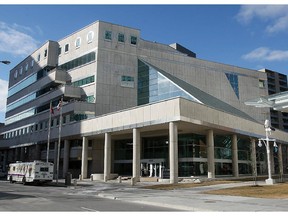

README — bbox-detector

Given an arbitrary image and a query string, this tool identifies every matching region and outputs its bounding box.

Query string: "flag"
[56,100,62,110]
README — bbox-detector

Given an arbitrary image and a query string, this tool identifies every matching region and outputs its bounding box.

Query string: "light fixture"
[258,140,262,147]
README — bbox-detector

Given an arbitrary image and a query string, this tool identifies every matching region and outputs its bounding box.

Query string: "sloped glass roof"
[138,59,255,121]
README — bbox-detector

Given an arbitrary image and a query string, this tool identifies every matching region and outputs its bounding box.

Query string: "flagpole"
[56,96,63,184]
[46,100,52,163]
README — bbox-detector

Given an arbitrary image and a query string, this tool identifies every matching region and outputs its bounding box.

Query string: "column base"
[208,172,214,178]
[265,178,275,185]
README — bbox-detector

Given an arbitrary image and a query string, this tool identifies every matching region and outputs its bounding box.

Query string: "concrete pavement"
[63,178,288,212]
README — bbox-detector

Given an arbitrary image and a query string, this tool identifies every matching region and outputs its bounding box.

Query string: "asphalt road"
[0,180,177,212]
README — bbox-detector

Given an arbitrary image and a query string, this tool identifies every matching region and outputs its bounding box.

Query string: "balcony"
[7,68,68,105]
[6,85,83,118]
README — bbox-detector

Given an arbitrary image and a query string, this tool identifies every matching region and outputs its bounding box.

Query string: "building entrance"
[141,159,165,178]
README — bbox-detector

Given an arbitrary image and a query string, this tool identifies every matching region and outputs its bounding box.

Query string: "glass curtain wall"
[214,135,233,175]
[238,138,252,174]
[138,59,199,106]
[113,133,254,177]
[114,134,208,177]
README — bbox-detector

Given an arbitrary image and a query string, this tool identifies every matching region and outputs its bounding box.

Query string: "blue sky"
[1,4,288,123]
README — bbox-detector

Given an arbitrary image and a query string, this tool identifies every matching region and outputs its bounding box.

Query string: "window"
[63,115,66,124]
[75,37,81,48]
[121,75,134,88]
[86,95,95,103]
[31,59,34,68]
[130,36,137,45]
[14,70,18,79]
[37,54,41,62]
[40,167,49,172]
[225,73,239,99]
[87,31,94,43]
[118,33,125,42]
[59,52,96,71]
[65,43,69,52]
[35,123,38,131]
[105,30,112,40]
[25,63,29,72]
[44,49,48,58]
[19,67,23,75]
[58,47,62,55]
[72,75,95,87]
[259,80,265,88]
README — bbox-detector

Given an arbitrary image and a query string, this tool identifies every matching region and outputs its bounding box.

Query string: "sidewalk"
[65,179,288,212]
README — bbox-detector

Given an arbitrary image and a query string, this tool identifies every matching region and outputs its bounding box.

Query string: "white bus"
[7,161,54,185]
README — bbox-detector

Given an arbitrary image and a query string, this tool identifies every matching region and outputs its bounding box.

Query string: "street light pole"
[258,119,276,185]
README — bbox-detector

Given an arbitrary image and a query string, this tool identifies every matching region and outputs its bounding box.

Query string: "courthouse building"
[1,20,288,183]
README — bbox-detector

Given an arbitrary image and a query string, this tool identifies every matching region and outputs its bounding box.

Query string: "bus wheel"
[22,177,26,185]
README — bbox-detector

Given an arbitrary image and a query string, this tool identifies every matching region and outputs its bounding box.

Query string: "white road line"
[80,206,99,212]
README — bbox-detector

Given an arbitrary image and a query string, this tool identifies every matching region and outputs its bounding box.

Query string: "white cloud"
[0,21,40,56]
[236,5,288,34]
[242,47,288,61]
[0,78,8,113]
[266,14,288,33]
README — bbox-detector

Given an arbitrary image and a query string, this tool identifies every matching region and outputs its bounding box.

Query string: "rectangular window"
[44,49,48,58]
[118,33,125,42]
[75,37,81,48]
[35,124,38,131]
[63,115,66,124]
[37,54,41,62]
[65,44,69,52]
[121,75,134,88]
[130,36,137,45]
[86,95,95,103]
[105,31,112,40]
[259,80,265,88]
[72,75,95,87]
[40,167,49,172]
[58,47,62,55]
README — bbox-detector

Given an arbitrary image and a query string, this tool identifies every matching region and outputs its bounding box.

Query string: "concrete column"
[232,134,239,177]
[81,137,88,179]
[63,140,70,178]
[133,128,141,183]
[207,129,215,178]
[91,140,104,174]
[20,147,25,161]
[169,122,178,184]
[278,143,283,179]
[35,144,41,160]
[104,133,111,182]
[14,148,20,161]
[250,139,257,177]
[3,150,8,171]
